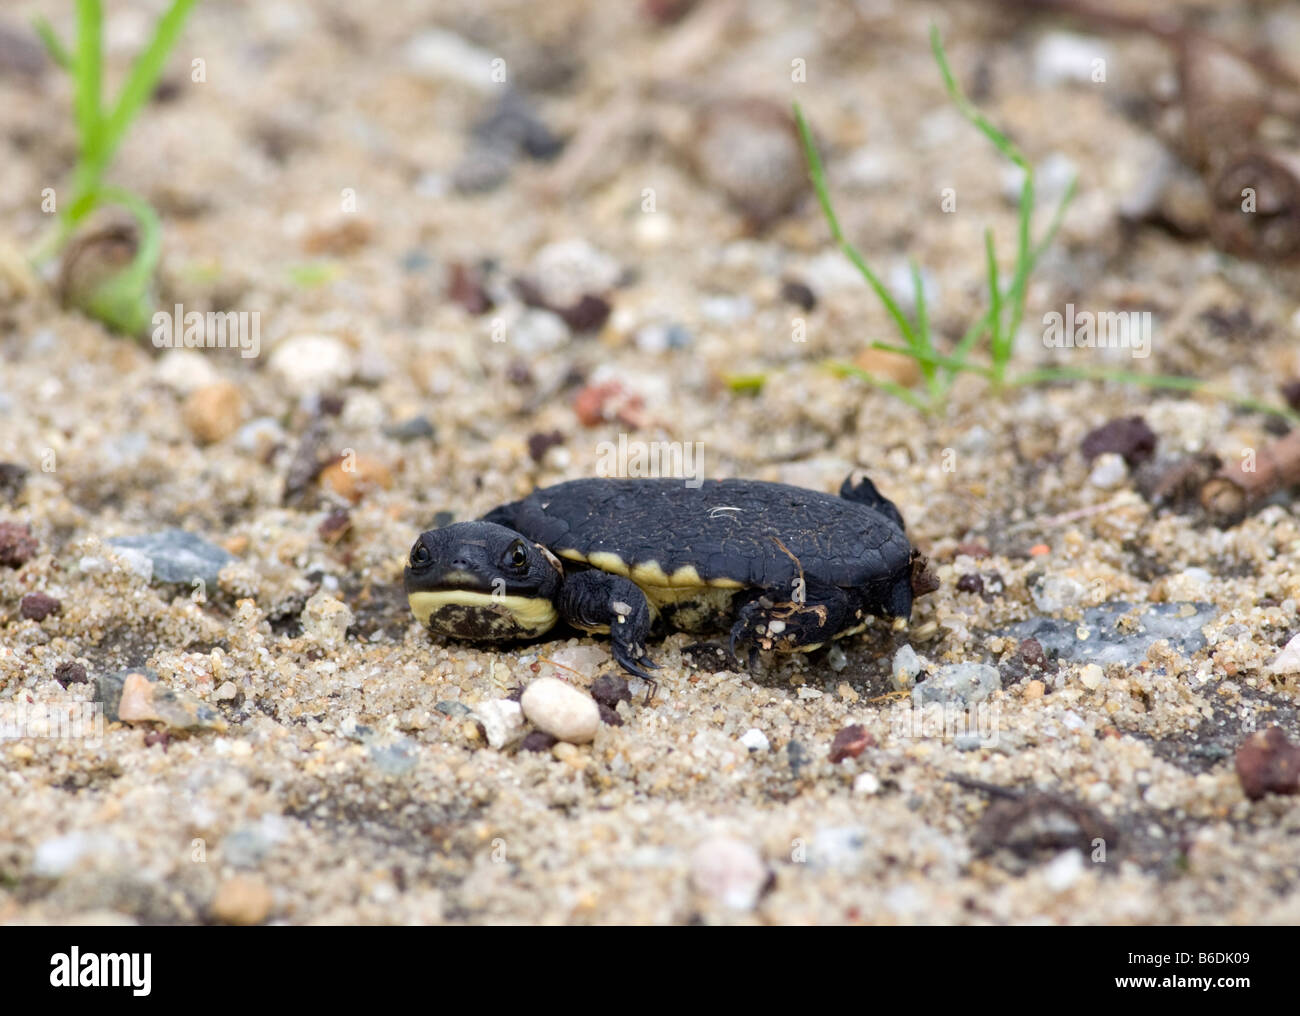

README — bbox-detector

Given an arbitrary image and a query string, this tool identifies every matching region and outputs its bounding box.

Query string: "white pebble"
[300,591,353,649]
[690,837,769,911]
[1078,664,1105,690]
[853,772,881,796]
[1042,849,1085,892]
[739,728,770,752]
[268,334,355,396]
[1271,632,1300,674]
[892,644,923,690]
[520,677,601,744]
[475,699,525,750]
[1088,452,1128,490]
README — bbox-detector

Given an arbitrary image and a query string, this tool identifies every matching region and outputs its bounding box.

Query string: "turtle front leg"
[557,570,660,688]
[729,580,853,668]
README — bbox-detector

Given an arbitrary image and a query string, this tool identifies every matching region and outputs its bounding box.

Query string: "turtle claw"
[612,642,660,702]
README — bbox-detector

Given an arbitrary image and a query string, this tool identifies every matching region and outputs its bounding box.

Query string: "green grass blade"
[33,17,72,70]
[824,361,930,411]
[794,103,916,346]
[101,0,198,167]
[869,341,996,379]
[73,0,104,166]
[1029,175,1077,268]
[930,25,1028,171]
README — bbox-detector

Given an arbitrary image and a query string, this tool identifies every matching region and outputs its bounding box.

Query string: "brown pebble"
[54,662,88,687]
[0,462,28,504]
[527,430,565,463]
[520,730,558,752]
[19,592,60,621]
[955,573,984,595]
[779,278,816,311]
[597,703,623,727]
[1018,638,1047,670]
[143,731,171,750]
[956,542,991,558]
[1081,416,1157,467]
[211,875,274,925]
[318,508,352,544]
[828,724,874,763]
[590,673,632,709]
[1235,726,1300,800]
[556,294,611,333]
[447,261,494,315]
[1023,680,1045,701]
[182,381,245,444]
[318,455,393,504]
[0,521,37,568]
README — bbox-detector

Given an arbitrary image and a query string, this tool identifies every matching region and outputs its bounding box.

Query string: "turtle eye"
[409,542,430,568]
[506,541,528,570]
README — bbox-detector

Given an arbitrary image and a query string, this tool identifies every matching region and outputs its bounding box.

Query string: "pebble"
[234,417,285,459]
[97,669,228,732]
[19,592,60,621]
[405,29,497,91]
[520,677,601,744]
[153,349,218,393]
[1235,727,1300,800]
[1012,602,1216,666]
[106,529,233,588]
[300,591,353,649]
[853,772,881,795]
[529,240,620,309]
[475,699,526,750]
[689,837,769,911]
[1269,633,1300,674]
[1042,849,1085,892]
[32,832,113,879]
[211,875,274,925]
[693,97,806,228]
[214,681,238,701]
[1029,574,1086,613]
[1033,31,1113,87]
[914,663,1000,706]
[318,455,393,503]
[0,521,38,568]
[1078,663,1105,690]
[182,381,245,444]
[1088,452,1128,490]
[828,724,873,762]
[739,728,770,753]
[633,322,692,354]
[892,644,924,690]
[383,415,435,442]
[267,334,355,396]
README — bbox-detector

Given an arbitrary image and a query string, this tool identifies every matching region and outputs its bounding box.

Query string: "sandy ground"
[3,0,1300,924]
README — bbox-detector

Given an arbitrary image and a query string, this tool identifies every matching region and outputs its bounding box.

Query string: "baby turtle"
[405,475,934,688]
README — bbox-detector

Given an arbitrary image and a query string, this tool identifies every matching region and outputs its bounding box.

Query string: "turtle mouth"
[408,589,557,642]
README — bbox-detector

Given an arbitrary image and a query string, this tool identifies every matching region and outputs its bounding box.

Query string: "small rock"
[1078,663,1105,690]
[405,29,497,91]
[956,573,984,595]
[1081,416,1157,467]
[0,521,38,567]
[1042,849,1085,891]
[739,728,770,752]
[435,701,473,718]
[19,592,60,621]
[520,730,558,752]
[383,415,436,442]
[590,673,632,710]
[693,97,806,228]
[915,663,1000,706]
[1235,727,1300,800]
[828,724,874,763]
[318,455,393,504]
[54,662,88,687]
[528,239,620,310]
[1034,31,1113,87]
[527,429,565,463]
[97,669,228,732]
[446,262,493,316]
[32,833,111,879]
[107,529,233,588]
[153,348,218,393]
[317,508,351,544]
[182,381,245,444]
[892,644,924,691]
[211,875,274,925]
[1088,452,1128,490]
[786,740,808,776]
[475,699,526,750]
[690,837,770,911]
[214,681,238,701]
[1024,679,1046,701]
[520,677,601,744]
[1012,602,1216,666]
[302,213,373,255]
[1269,632,1300,674]
[779,278,816,311]
[268,334,356,396]
[853,772,881,795]
[300,591,353,649]
[0,462,27,504]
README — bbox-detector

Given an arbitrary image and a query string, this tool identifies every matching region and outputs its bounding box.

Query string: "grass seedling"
[799,25,1299,423]
[32,0,198,334]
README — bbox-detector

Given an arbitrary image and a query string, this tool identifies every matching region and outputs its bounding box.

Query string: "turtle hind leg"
[728,580,853,665]
[556,570,660,692]
[839,472,905,530]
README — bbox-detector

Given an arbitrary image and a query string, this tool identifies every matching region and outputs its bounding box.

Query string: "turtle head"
[405,521,563,642]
